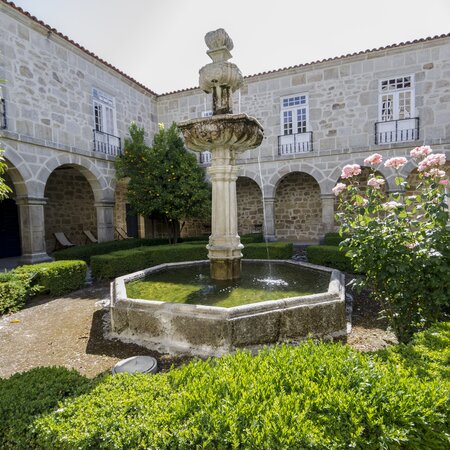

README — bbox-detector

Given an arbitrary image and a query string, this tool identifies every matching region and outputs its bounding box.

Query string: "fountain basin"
[178,113,263,152]
[109,260,347,356]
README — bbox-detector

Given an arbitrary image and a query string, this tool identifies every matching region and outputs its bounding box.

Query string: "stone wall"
[44,167,96,251]
[275,173,322,241]
[236,177,264,235]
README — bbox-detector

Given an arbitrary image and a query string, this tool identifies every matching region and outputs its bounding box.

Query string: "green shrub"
[34,331,449,449]
[0,366,92,450]
[240,233,264,244]
[306,245,354,272]
[91,242,293,280]
[323,232,349,246]
[14,260,87,296]
[53,238,170,264]
[0,271,34,315]
[243,242,292,259]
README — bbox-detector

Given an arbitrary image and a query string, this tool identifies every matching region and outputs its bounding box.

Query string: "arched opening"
[274,172,322,241]
[236,176,263,235]
[44,165,97,251]
[0,171,21,258]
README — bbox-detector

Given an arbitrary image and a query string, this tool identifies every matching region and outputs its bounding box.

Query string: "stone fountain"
[178,29,263,280]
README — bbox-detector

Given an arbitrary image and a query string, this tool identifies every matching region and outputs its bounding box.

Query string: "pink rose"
[418,153,446,171]
[439,179,449,185]
[364,153,383,166]
[332,183,347,196]
[423,168,446,179]
[405,242,418,249]
[384,157,408,170]
[341,164,362,179]
[367,177,386,190]
[410,146,432,159]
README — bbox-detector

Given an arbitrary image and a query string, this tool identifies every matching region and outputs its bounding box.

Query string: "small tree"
[116,122,211,243]
[333,147,449,343]
[0,149,12,201]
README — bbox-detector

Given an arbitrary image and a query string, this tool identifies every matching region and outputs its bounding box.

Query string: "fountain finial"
[199,28,243,115]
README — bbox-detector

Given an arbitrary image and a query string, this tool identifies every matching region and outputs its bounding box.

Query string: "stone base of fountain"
[109,260,347,357]
[210,258,242,280]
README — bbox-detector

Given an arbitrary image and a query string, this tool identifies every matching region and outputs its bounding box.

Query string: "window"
[379,76,413,121]
[376,76,418,144]
[201,110,213,118]
[199,110,213,164]
[92,88,117,135]
[280,94,308,135]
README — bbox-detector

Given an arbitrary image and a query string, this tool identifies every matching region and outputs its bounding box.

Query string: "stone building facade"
[0,0,449,263]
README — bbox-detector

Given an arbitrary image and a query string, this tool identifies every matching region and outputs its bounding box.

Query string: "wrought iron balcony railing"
[93,129,121,156]
[278,131,313,155]
[375,118,419,145]
[0,98,6,129]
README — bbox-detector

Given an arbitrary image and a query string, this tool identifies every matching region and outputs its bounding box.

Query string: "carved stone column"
[95,201,115,242]
[15,196,52,264]
[321,194,336,234]
[207,148,243,280]
[262,196,276,241]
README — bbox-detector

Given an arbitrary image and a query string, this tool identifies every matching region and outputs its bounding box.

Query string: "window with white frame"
[93,88,117,136]
[376,76,418,144]
[280,94,308,135]
[199,110,213,164]
[278,94,312,154]
[379,76,414,122]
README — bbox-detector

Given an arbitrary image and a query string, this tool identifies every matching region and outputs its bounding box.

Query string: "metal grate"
[93,129,121,156]
[375,118,419,145]
[278,131,313,155]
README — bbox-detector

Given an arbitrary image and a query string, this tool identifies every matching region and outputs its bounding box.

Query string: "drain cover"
[112,356,158,375]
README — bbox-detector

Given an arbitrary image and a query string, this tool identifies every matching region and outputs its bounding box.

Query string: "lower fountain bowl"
[109,260,347,357]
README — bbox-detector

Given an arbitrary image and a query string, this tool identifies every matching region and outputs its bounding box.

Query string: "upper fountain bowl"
[179,113,263,153]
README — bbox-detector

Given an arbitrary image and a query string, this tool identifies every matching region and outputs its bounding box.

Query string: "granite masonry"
[0,0,449,262]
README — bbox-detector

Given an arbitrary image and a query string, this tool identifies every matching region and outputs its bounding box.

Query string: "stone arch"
[274,171,322,242]
[267,162,326,198]
[236,176,264,235]
[44,165,98,251]
[238,167,263,191]
[3,146,31,197]
[36,154,113,202]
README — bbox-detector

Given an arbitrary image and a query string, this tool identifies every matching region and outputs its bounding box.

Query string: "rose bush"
[334,146,449,343]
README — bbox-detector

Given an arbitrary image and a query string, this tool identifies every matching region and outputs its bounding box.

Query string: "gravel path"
[0,278,396,379]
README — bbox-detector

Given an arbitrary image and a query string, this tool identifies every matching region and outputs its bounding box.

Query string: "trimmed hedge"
[14,260,87,296]
[53,238,170,264]
[323,232,348,246]
[0,367,92,449]
[306,245,354,272]
[0,271,34,315]
[32,323,450,449]
[91,242,293,280]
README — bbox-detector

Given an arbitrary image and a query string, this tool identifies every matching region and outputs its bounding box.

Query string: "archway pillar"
[262,196,276,242]
[320,194,336,234]
[95,201,115,242]
[15,196,52,264]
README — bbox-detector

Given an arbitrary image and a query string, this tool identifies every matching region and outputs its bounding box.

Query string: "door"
[0,198,21,257]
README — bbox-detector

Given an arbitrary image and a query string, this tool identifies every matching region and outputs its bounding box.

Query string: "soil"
[0,275,396,379]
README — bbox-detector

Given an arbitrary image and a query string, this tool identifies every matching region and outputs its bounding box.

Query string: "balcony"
[93,129,121,156]
[0,98,6,129]
[278,132,313,155]
[375,118,419,145]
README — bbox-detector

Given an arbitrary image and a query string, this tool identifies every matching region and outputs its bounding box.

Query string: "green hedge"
[91,242,293,280]
[323,232,349,246]
[14,260,87,297]
[0,272,33,315]
[32,323,450,449]
[53,238,170,264]
[0,367,92,449]
[306,245,354,272]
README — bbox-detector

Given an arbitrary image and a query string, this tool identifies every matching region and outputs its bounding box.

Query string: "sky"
[10,0,450,94]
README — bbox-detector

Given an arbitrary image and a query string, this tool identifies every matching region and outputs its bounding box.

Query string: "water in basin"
[126,261,330,308]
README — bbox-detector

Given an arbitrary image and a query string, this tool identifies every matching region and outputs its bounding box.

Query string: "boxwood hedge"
[0,271,33,315]
[306,245,354,273]
[32,323,450,449]
[91,242,293,280]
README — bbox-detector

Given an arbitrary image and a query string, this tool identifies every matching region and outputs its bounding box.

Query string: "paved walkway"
[0,282,188,379]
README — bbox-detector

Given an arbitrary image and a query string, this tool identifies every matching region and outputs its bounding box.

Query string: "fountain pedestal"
[178,28,263,280]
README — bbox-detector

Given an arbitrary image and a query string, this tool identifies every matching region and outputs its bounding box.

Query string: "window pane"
[283,110,293,135]
[381,94,393,121]
[398,91,411,119]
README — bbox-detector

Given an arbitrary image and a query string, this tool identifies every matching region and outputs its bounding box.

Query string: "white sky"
[10,0,450,94]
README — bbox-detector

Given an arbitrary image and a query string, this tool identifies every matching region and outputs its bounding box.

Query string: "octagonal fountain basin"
[110,260,346,357]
